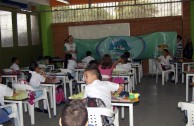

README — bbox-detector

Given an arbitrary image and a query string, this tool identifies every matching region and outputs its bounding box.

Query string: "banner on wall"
[74,32,177,61]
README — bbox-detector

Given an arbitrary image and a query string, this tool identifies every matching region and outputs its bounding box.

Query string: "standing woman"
[64,35,78,60]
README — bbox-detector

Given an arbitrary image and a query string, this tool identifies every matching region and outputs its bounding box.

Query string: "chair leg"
[121,106,124,119]
[29,104,35,125]
[192,87,194,101]
[24,104,27,112]
[162,72,165,86]
[156,71,158,83]
[77,83,80,93]
[45,99,51,118]
[69,80,73,96]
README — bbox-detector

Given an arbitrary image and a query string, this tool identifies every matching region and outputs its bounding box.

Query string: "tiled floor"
[5,75,191,126]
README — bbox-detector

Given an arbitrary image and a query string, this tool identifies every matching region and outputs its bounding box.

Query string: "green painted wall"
[0,6,42,69]
[37,6,53,57]
[191,2,194,60]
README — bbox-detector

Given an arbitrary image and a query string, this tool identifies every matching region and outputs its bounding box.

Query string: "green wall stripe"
[37,5,53,57]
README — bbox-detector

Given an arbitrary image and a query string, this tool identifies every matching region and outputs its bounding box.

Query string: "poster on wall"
[74,32,177,61]
[68,23,130,39]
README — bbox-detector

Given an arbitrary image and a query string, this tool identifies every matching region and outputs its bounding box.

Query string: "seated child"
[114,54,132,71]
[157,49,173,70]
[0,75,13,116]
[83,67,123,108]
[64,54,77,79]
[98,54,115,80]
[28,61,56,113]
[59,100,88,126]
[10,57,20,71]
[124,52,132,62]
[82,51,95,65]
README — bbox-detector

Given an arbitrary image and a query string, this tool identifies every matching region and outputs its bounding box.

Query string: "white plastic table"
[185,71,194,102]
[182,62,194,83]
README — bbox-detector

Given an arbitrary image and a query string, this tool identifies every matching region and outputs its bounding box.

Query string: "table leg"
[63,76,67,99]
[138,65,140,83]
[176,63,178,83]
[49,87,54,109]
[186,74,189,102]
[182,64,184,83]
[129,104,133,126]
[121,106,124,119]
[18,101,24,126]
[53,85,57,116]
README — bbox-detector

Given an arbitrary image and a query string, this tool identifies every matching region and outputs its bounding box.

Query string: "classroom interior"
[0,0,194,126]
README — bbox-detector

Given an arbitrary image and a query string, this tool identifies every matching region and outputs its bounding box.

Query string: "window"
[17,13,28,46]
[0,10,13,47]
[52,0,182,23]
[31,15,40,45]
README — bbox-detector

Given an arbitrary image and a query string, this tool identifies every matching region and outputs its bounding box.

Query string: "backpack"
[56,85,65,105]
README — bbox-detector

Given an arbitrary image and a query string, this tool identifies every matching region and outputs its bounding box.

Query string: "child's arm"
[114,85,124,95]
[113,59,122,67]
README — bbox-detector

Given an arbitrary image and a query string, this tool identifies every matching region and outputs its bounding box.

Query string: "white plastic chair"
[13,84,51,125]
[87,107,119,126]
[60,69,79,96]
[0,103,20,126]
[178,102,194,126]
[155,60,176,85]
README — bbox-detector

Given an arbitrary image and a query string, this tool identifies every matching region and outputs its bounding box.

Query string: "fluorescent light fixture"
[56,0,69,4]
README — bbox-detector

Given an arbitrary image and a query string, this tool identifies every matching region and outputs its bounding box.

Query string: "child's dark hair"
[124,52,130,58]
[84,66,102,80]
[163,49,169,54]
[88,60,98,68]
[86,51,92,57]
[120,54,128,63]
[11,57,18,63]
[64,54,72,68]
[101,54,113,69]
[177,35,182,40]
[61,100,88,126]
[27,61,38,82]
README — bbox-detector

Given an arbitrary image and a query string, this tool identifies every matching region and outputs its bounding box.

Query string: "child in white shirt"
[157,49,173,70]
[28,61,56,112]
[82,51,95,65]
[0,75,13,114]
[83,67,123,108]
[114,55,132,71]
[64,54,77,79]
[10,57,20,71]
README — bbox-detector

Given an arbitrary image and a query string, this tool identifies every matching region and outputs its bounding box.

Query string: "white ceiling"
[10,0,50,5]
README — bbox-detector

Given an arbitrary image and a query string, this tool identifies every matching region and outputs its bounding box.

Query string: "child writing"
[82,51,95,65]
[83,67,123,108]
[64,54,77,79]
[10,57,20,71]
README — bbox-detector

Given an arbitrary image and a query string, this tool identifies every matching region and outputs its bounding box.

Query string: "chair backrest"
[178,102,194,126]
[154,60,163,72]
[81,84,86,92]
[13,84,35,91]
[59,69,72,81]
[87,107,114,126]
